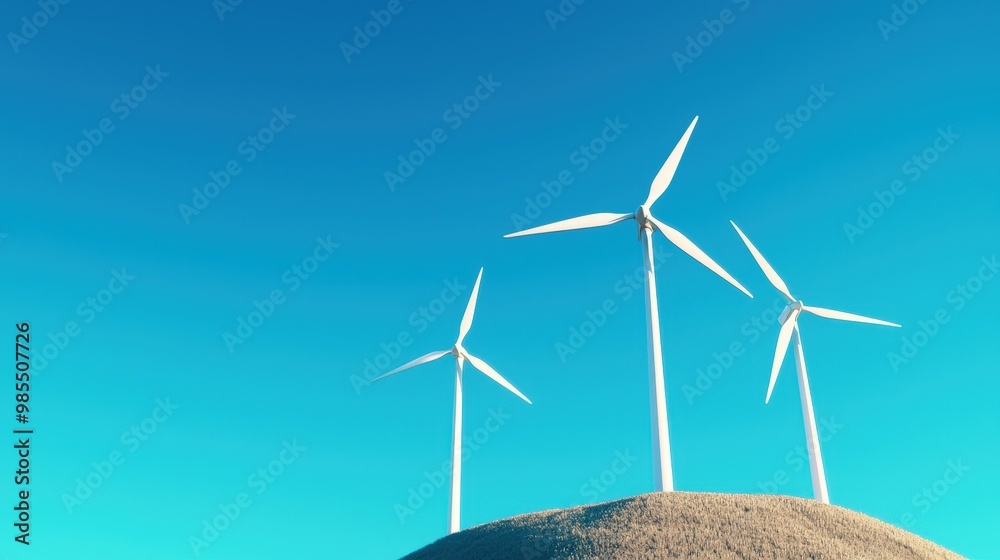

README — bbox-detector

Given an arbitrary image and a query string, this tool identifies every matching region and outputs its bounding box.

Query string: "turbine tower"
[730,221,900,504]
[505,117,752,492]
[372,268,531,534]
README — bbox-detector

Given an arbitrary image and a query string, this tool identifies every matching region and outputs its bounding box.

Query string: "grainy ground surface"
[402,492,965,560]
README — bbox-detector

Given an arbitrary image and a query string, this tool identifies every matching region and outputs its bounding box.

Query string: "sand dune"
[402,492,963,560]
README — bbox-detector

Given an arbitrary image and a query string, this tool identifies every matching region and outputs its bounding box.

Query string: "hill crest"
[402,491,964,560]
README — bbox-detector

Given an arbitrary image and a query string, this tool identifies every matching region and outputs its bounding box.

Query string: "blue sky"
[1,0,997,559]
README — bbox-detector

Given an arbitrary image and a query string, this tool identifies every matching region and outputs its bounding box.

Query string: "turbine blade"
[802,305,901,328]
[766,315,798,404]
[649,216,753,298]
[504,213,632,238]
[730,221,794,302]
[462,351,532,404]
[644,116,698,207]
[457,268,484,344]
[371,350,451,382]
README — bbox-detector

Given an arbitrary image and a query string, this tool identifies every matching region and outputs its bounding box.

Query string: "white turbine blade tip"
[371,369,401,383]
[764,317,796,404]
[645,116,699,207]
[371,349,451,382]
[504,213,631,239]
[729,220,793,301]
[734,280,754,299]
[764,376,776,403]
[457,269,485,344]
[803,305,901,328]
[463,352,532,404]
[764,359,781,404]
[649,217,753,299]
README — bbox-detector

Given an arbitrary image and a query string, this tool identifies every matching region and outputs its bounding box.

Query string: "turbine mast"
[792,328,829,503]
[642,225,673,492]
[448,356,465,533]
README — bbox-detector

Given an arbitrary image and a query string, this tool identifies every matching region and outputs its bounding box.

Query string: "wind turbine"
[730,221,900,504]
[372,268,531,534]
[504,116,753,492]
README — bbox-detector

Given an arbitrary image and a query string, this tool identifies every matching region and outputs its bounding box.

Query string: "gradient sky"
[1,1,998,559]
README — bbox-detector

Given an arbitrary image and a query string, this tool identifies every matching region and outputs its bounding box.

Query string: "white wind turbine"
[504,116,752,492]
[372,268,531,534]
[730,221,900,504]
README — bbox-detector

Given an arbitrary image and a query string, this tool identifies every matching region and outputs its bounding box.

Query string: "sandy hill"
[402,492,963,560]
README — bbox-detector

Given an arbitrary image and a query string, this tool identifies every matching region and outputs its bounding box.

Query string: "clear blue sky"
[1,1,997,559]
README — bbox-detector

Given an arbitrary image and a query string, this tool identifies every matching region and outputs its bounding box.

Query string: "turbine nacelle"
[502,119,753,302]
[634,205,653,230]
[371,268,532,404]
[633,205,655,240]
[778,301,804,324]
[730,221,901,407]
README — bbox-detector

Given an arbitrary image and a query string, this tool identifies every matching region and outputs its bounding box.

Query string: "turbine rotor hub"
[634,205,652,230]
[451,344,463,357]
[779,301,804,324]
